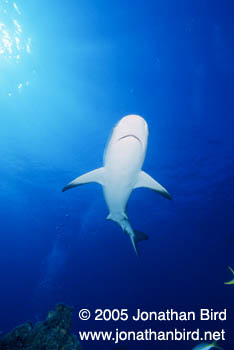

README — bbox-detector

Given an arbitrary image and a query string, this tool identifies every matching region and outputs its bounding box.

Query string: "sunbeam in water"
[0,0,34,95]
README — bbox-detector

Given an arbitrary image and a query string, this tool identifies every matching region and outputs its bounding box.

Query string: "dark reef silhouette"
[0,304,81,350]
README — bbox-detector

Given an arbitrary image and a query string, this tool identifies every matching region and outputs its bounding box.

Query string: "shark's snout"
[115,115,148,148]
[120,114,147,129]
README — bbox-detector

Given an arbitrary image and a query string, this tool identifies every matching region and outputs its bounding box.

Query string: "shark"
[62,114,171,256]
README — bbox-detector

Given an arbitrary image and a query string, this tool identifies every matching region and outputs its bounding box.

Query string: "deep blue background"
[0,0,234,349]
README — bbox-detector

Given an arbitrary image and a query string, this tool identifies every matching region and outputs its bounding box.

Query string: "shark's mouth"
[118,134,142,146]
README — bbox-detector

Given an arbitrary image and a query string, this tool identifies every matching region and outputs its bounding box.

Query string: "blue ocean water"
[0,0,234,349]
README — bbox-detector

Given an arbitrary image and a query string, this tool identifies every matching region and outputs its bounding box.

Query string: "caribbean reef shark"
[62,115,171,256]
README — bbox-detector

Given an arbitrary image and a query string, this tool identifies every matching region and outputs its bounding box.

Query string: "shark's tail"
[129,230,149,257]
[107,214,148,257]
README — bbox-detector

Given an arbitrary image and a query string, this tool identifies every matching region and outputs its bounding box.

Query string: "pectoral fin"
[62,167,105,192]
[134,170,171,200]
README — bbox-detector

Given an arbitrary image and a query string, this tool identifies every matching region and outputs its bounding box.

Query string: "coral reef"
[0,304,81,350]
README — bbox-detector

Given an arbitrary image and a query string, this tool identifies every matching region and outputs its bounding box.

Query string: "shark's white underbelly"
[103,137,144,216]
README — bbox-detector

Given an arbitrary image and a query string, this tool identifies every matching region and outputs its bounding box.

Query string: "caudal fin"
[112,216,149,257]
[224,266,234,285]
[130,230,149,257]
[212,341,223,350]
